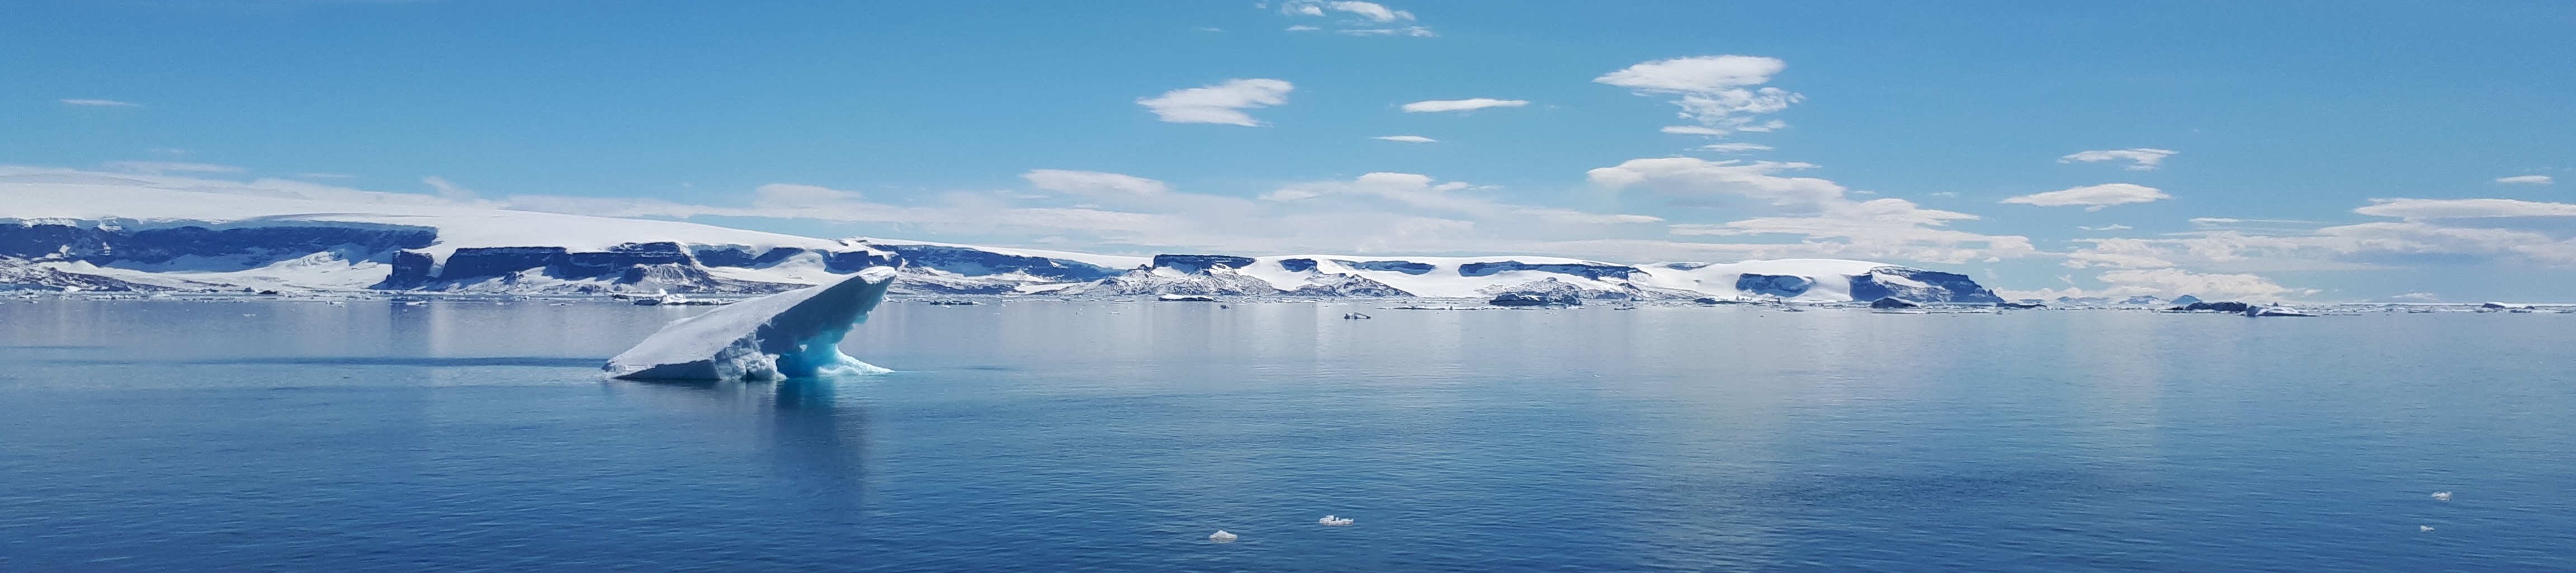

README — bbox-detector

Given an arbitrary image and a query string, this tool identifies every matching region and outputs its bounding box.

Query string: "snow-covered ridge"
[0,174,2000,302]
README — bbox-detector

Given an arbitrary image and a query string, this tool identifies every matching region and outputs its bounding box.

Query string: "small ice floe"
[1208,530,1237,543]
[2420,525,2435,532]
[1318,515,1354,526]
[2432,491,2452,501]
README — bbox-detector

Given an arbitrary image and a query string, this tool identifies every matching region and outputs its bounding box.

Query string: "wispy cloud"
[2001,183,2171,211]
[420,176,479,200]
[1275,1,1433,36]
[1400,98,1528,113]
[1137,79,1294,126]
[101,160,242,174]
[1589,157,2036,263]
[2000,268,2309,301]
[2495,174,2554,185]
[2060,148,2177,171]
[1024,169,1170,196]
[2352,197,2576,220]
[1696,143,1773,153]
[1371,135,1437,143]
[60,98,141,107]
[1595,55,1802,136]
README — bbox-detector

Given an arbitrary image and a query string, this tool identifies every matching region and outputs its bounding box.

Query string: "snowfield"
[1,171,2000,303]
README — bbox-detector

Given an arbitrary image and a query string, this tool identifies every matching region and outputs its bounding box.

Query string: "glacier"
[0,173,2011,304]
[603,267,899,381]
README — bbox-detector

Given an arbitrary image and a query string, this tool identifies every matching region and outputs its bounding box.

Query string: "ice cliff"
[603,267,899,381]
[0,174,2008,303]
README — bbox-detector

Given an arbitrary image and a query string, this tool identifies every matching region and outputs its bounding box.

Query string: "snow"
[2,170,1999,302]
[603,267,899,381]
[0,171,856,260]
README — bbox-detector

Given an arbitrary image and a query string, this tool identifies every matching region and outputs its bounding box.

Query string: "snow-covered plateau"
[1,172,2003,304]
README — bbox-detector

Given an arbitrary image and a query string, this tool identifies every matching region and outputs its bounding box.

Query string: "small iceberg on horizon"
[2432,491,2452,501]
[1318,515,1354,526]
[603,267,899,381]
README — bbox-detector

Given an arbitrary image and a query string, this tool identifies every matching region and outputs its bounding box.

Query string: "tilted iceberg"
[604,266,899,381]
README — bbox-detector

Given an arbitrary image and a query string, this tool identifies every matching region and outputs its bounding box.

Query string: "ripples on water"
[1,300,2569,571]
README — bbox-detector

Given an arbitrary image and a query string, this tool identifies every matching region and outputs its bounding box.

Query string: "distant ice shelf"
[603,267,898,381]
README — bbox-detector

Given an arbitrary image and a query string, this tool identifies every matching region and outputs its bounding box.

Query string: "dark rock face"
[1152,254,1258,273]
[1997,301,2045,309]
[0,258,175,291]
[1336,259,1435,274]
[0,222,436,267]
[1483,278,1586,305]
[1849,267,2005,304]
[1870,297,1921,309]
[2172,301,2253,312]
[1278,258,1317,272]
[1735,273,1814,297]
[1456,261,1639,280]
[375,242,797,292]
[1284,274,1412,297]
[1490,293,1551,306]
[883,244,1112,281]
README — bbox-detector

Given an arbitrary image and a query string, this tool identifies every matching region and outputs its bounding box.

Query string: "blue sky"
[6,0,2574,301]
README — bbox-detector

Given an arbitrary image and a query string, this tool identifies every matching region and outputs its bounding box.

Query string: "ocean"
[3,298,2569,572]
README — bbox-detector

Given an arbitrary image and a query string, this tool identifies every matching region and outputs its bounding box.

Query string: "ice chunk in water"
[1208,530,1237,543]
[1318,515,1353,526]
[604,267,898,381]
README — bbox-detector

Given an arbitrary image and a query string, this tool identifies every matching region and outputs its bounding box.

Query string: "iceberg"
[603,267,899,381]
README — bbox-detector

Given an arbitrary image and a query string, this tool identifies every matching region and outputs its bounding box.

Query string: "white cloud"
[2001,183,2171,211]
[1339,26,1435,37]
[1595,55,1784,92]
[1696,143,1773,153]
[1589,157,2036,263]
[2352,198,2576,220]
[420,176,479,200]
[1596,55,1802,136]
[60,98,141,107]
[1400,98,1527,113]
[2002,268,2306,301]
[1023,169,1171,196]
[1372,135,1438,143]
[296,173,355,179]
[1276,1,1433,36]
[101,161,243,174]
[2078,224,2132,231]
[1137,79,1294,126]
[2059,148,2177,171]
[1326,1,1408,22]
[2041,195,2576,278]
[2494,175,2554,185]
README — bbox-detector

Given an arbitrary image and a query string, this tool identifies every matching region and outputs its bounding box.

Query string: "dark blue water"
[2,299,2570,572]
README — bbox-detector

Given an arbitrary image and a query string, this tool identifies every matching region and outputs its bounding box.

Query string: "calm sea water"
[2,299,2570,572]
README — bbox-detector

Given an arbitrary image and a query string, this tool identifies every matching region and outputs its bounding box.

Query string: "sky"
[5,0,2574,301]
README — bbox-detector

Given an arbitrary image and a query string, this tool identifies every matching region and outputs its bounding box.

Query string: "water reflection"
[612,377,873,506]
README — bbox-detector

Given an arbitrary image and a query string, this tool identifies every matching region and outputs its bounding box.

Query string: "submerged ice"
[603,266,898,381]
